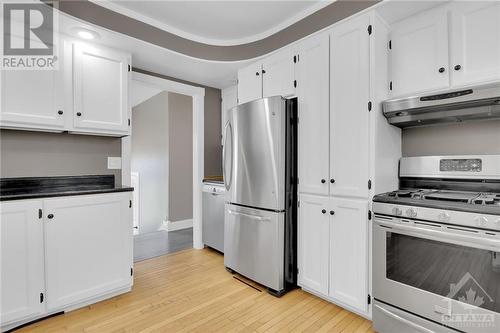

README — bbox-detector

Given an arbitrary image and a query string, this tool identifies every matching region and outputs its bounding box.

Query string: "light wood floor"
[18,248,375,333]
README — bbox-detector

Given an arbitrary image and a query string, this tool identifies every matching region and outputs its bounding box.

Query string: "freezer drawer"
[224,204,284,292]
[202,185,225,252]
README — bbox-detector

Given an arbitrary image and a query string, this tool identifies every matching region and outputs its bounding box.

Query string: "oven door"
[374,214,500,333]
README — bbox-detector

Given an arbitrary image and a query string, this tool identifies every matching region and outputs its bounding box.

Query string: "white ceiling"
[91,0,332,46]
[131,80,162,108]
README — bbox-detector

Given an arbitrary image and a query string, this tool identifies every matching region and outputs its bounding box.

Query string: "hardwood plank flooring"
[17,248,375,333]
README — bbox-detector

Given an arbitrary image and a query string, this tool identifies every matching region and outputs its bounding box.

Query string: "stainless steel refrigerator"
[222,96,297,297]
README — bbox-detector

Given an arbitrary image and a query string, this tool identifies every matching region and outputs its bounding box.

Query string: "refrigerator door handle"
[222,120,233,191]
[227,209,270,222]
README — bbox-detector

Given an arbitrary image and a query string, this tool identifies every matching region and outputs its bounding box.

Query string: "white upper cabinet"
[0,200,45,325]
[296,34,330,196]
[450,1,500,86]
[72,43,130,135]
[330,14,370,199]
[389,5,450,97]
[329,197,368,314]
[237,62,262,104]
[0,36,65,131]
[298,194,330,295]
[262,48,295,98]
[44,193,132,311]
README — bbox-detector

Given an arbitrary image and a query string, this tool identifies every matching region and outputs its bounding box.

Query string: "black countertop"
[0,175,133,201]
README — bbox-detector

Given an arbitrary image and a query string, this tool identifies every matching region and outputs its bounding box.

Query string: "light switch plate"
[107,157,122,170]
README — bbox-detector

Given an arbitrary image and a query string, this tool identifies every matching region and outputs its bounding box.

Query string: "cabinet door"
[0,200,45,325]
[221,85,238,145]
[237,63,262,104]
[44,193,133,311]
[72,43,130,135]
[0,37,65,131]
[329,197,368,314]
[262,48,295,98]
[450,1,500,86]
[296,34,330,196]
[330,14,370,199]
[297,194,329,295]
[389,5,450,97]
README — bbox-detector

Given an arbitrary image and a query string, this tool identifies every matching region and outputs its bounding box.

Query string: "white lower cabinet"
[0,192,133,330]
[298,194,369,315]
[0,200,45,326]
[44,193,133,311]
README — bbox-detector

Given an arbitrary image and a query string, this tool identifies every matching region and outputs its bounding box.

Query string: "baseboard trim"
[164,219,193,232]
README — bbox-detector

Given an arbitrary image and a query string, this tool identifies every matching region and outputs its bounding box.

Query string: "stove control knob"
[474,216,488,228]
[438,212,451,222]
[392,207,402,216]
[406,208,417,218]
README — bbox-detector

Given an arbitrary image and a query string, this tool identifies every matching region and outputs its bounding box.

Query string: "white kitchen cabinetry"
[329,198,368,314]
[330,14,370,199]
[450,1,500,86]
[237,49,295,105]
[237,63,262,104]
[71,43,131,135]
[0,200,45,326]
[0,35,65,131]
[296,34,330,196]
[262,48,295,98]
[0,192,133,331]
[44,193,132,311]
[298,194,329,295]
[389,5,450,97]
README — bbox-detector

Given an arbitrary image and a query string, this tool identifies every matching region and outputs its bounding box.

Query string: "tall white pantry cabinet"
[296,12,400,318]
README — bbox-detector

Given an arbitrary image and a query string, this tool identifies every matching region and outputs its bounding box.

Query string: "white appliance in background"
[223,96,298,297]
[131,172,140,234]
[202,182,225,252]
[372,155,500,333]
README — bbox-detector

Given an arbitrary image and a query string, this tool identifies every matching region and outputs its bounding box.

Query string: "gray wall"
[0,130,121,183]
[402,120,500,156]
[131,91,169,234]
[134,68,222,177]
[168,92,193,222]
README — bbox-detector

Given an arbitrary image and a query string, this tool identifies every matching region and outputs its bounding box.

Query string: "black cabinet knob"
[438,67,445,73]
[330,179,335,184]
[330,210,335,215]
[322,209,326,214]
[256,72,260,76]
[76,112,82,117]
[454,64,461,71]
[57,110,63,115]
[47,214,54,219]
[262,69,266,74]
[321,179,326,184]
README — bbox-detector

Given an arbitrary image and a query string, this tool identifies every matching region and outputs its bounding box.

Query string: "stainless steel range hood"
[382,82,500,127]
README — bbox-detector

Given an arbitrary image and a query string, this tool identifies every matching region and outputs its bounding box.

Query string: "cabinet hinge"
[128,64,131,72]
[368,101,372,112]
[128,118,131,126]
[367,25,372,35]
[368,210,372,220]
[40,293,44,303]
[293,55,297,63]
[389,81,393,91]
[129,200,132,208]
[389,40,392,50]
[368,179,372,190]
[297,200,300,208]
[368,294,371,305]
[39,209,43,219]
[131,267,134,276]
[293,80,297,88]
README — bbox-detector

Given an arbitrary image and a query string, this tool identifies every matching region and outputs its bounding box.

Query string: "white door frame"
[122,71,205,249]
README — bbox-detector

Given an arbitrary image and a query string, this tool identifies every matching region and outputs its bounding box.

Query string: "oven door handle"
[374,304,436,333]
[377,221,500,251]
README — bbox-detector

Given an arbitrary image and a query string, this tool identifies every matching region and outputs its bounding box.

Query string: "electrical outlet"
[107,157,122,170]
